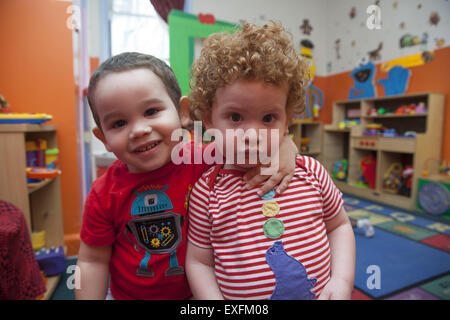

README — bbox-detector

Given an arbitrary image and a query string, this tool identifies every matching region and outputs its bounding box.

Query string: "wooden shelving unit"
[289,120,323,158]
[322,92,445,211]
[0,124,64,299]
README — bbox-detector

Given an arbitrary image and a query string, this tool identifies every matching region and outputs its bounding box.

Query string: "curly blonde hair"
[189,21,309,122]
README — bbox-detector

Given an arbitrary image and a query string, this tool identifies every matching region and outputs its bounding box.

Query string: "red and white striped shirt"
[187,155,343,300]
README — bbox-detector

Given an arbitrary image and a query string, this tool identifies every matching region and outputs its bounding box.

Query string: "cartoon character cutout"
[349,61,377,100]
[124,185,185,277]
[296,39,324,120]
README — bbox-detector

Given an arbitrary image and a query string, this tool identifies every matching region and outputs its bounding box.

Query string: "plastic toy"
[422,159,450,178]
[438,160,450,178]
[26,167,61,181]
[395,104,416,115]
[367,108,378,116]
[398,165,414,196]
[45,148,59,168]
[361,155,377,189]
[300,137,310,153]
[415,102,427,114]
[382,128,397,137]
[0,112,52,124]
[377,107,386,115]
[31,230,46,251]
[363,123,383,136]
[26,139,47,167]
[339,119,360,129]
[35,246,66,276]
[403,131,417,138]
[332,159,348,182]
[383,162,404,194]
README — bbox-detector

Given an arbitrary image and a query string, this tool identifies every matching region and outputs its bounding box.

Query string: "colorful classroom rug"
[51,195,449,300]
[344,195,450,300]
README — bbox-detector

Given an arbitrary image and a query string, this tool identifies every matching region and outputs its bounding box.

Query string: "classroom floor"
[345,194,450,300]
[50,194,450,300]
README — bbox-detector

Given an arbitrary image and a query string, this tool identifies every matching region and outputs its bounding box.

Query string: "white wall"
[192,0,329,76]
[192,0,450,76]
[325,0,450,75]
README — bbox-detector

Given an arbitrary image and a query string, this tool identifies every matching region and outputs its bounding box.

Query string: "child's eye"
[262,114,275,123]
[229,113,241,122]
[112,120,126,128]
[145,108,159,117]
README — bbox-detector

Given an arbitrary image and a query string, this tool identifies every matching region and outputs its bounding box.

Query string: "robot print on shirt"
[124,184,184,277]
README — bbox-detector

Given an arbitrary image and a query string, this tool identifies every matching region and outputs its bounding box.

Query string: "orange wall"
[315,46,450,159]
[0,0,81,255]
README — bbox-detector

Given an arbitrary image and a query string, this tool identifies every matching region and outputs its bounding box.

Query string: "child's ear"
[93,127,111,152]
[284,118,291,136]
[202,109,213,129]
[179,96,192,128]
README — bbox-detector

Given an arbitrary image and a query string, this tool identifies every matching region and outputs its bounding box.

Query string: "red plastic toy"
[361,155,377,189]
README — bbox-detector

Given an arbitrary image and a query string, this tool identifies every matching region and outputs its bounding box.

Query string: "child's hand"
[243,164,294,196]
[317,278,353,300]
[243,136,298,196]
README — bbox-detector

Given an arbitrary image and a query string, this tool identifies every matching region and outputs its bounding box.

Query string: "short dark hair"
[87,52,181,130]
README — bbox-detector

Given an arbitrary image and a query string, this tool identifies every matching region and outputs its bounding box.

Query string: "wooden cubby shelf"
[289,120,323,158]
[0,124,64,299]
[322,92,445,211]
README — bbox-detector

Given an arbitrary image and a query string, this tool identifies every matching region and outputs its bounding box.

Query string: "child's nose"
[129,122,152,139]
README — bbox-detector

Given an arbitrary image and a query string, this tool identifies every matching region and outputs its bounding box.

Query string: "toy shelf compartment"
[323,92,445,212]
[361,93,429,115]
[322,127,350,174]
[288,121,322,157]
[0,124,64,299]
[361,93,429,136]
[378,151,414,198]
[348,149,377,188]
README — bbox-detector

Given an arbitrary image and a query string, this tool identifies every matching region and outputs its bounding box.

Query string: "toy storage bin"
[379,151,414,198]
[348,148,377,189]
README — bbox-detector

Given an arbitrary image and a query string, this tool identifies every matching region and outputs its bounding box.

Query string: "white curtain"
[110,0,169,65]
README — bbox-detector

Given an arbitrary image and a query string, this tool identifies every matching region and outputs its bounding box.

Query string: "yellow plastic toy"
[32,230,46,251]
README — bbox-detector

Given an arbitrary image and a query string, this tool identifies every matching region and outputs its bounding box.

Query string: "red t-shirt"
[80,143,210,299]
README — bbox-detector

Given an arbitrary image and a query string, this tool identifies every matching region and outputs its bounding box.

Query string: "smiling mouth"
[134,141,161,153]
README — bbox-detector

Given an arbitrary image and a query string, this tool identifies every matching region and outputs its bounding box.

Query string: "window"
[110,0,169,64]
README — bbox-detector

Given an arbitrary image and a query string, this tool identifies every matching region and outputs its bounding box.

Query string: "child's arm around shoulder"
[243,134,298,195]
[75,241,112,299]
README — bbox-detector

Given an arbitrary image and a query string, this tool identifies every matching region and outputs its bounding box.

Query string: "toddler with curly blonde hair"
[185,21,355,300]
[189,22,308,122]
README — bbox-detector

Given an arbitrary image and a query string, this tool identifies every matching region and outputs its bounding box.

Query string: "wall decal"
[368,42,383,61]
[348,61,377,100]
[300,19,313,35]
[377,66,411,96]
[429,12,440,26]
